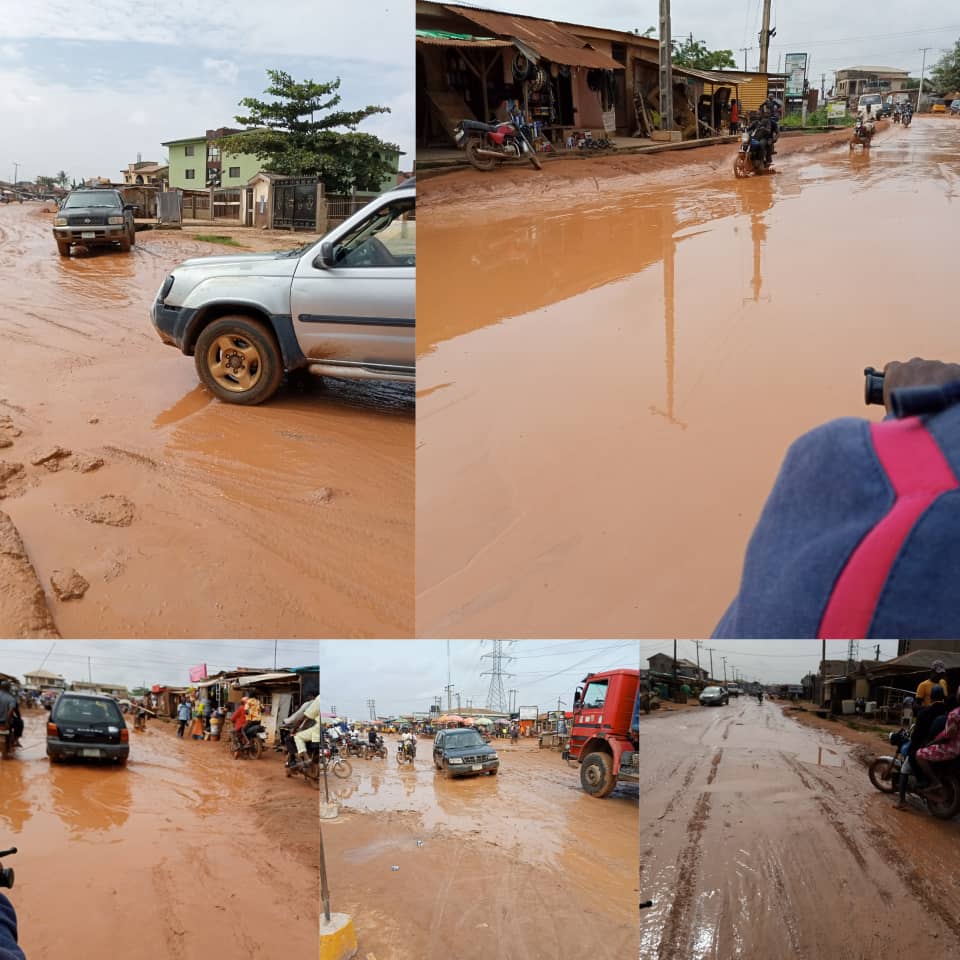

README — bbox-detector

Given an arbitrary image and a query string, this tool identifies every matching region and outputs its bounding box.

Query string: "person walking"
[190,700,205,740]
[730,99,739,134]
[176,699,191,738]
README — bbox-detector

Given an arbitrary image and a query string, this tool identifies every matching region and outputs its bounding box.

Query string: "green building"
[161,126,262,190]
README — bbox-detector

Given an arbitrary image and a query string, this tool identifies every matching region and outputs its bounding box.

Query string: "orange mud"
[0,709,318,957]
[323,736,638,959]
[0,203,413,637]
[416,118,960,638]
[639,695,960,957]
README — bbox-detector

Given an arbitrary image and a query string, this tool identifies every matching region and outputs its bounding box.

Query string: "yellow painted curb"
[319,913,358,960]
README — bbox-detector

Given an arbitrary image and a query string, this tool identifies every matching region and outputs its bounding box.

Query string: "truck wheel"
[130,226,136,246]
[56,240,70,257]
[580,752,616,798]
[118,231,131,252]
[194,315,284,405]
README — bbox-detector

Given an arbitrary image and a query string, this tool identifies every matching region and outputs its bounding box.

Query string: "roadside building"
[69,680,131,699]
[161,127,262,191]
[22,669,67,691]
[122,158,169,186]
[646,654,708,684]
[834,66,910,104]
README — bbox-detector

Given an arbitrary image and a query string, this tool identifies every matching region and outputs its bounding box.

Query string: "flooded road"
[416,119,960,637]
[639,697,960,958]
[323,735,638,959]
[0,708,318,957]
[0,203,413,637]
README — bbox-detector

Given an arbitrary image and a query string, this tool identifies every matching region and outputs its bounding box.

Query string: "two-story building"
[22,668,67,691]
[161,126,262,190]
[646,654,708,683]
[122,158,169,186]
[835,66,910,102]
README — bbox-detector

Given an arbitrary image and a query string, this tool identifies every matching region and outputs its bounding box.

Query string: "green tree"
[930,40,960,93]
[672,33,736,70]
[220,71,399,194]
[55,170,69,187]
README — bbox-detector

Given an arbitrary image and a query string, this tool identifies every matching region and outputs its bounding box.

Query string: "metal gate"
[273,177,319,230]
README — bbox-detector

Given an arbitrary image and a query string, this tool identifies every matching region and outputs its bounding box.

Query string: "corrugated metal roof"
[416,35,512,48]
[672,65,739,84]
[235,671,299,686]
[443,4,622,70]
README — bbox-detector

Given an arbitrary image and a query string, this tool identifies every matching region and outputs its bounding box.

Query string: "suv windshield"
[443,730,485,748]
[54,696,123,724]
[63,191,122,209]
[702,687,722,695]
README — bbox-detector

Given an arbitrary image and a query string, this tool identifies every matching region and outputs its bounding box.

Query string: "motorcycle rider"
[0,893,26,960]
[894,685,948,808]
[715,358,960,637]
[916,661,949,706]
[0,683,22,749]
[915,697,960,794]
[757,690,764,704]
[242,695,263,747]
[400,726,416,760]
[291,694,322,767]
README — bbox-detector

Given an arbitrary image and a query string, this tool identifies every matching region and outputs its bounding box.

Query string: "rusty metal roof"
[416,34,512,48]
[442,4,622,70]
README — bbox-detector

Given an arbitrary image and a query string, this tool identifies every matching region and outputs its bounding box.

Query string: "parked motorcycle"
[232,722,267,760]
[286,741,320,789]
[850,115,875,150]
[454,112,543,172]
[321,745,352,779]
[733,118,774,177]
[868,728,960,819]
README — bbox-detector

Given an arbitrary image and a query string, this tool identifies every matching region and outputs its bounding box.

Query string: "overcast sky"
[2,2,413,184]
[640,640,904,684]
[466,0,958,83]
[318,640,638,720]
[0,640,319,690]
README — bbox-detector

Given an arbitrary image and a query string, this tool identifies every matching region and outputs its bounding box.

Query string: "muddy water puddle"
[2,713,318,957]
[0,203,413,637]
[417,120,960,638]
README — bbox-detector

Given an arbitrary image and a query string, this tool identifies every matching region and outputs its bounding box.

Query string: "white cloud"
[0,43,26,60]
[203,58,239,83]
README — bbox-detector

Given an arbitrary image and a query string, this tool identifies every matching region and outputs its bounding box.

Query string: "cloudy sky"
[0,640,318,690]
[466,0,958,85]
[319,640,639,720]
[2,2,413,184]
[640,640,905,684]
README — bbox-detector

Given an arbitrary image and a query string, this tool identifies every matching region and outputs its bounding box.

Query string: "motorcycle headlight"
[108,216,124,225]
[54,217,67,226]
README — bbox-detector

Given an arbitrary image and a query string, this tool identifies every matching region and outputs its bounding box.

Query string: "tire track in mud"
[656,790,712,960]
[655,758,698,821]
[706,748,723,784]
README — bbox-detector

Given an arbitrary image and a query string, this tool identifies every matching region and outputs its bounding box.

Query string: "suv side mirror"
[318,241,335,267]
[123,203,137,212]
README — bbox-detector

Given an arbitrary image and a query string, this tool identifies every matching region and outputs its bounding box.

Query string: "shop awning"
[190,678,221,689]
[443,4,623,71]
[672,66,740,84]
[416,29,513,49]
[235,672,299,687]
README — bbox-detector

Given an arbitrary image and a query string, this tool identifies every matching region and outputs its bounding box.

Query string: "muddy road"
[416,119,960,638]
[323,735,638,959]
[0,709,318,958]
[639,696,960,958]
[0,203,413,637]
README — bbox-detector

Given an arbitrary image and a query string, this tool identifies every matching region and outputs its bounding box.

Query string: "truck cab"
[564,668,639,798]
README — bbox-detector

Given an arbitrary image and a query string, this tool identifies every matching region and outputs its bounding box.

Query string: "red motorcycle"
[454,112,543,172]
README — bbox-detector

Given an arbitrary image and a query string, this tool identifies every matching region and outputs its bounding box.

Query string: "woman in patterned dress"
[915,702,960,792]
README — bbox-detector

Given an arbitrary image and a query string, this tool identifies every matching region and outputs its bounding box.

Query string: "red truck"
[564,668,639,798]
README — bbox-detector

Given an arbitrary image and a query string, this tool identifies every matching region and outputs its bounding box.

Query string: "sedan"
[433,728,499,778]
[699,686,730,707]
[47,692,130,764]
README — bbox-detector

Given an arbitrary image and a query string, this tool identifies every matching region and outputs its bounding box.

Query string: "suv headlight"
[54,216,67,226]
[449,757,463,764]
[159,275,174,302]
[108,216,124,225]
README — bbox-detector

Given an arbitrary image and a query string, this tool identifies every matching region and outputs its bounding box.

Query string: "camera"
[0,847,17,889]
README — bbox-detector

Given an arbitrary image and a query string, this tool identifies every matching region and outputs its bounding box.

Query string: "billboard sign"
[519,705,538,720]
[189,664,207,682]
[784,53,808,98]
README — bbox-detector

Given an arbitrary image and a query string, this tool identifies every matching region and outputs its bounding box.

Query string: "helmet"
[932,660,947,675]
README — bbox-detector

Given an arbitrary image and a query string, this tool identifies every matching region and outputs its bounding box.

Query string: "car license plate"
[81,231,96,239]
[82,748,102,757]
[471,764,483,771]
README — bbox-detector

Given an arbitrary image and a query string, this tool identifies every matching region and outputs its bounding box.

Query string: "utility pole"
[874,644,881,661]
[758,0,775,73]
[509,689,518,713]
[918,47,931,109]
[88,657,92,683]
[274,640,278,671]
[481,640,514,712]
[693,640,702,674]
[446,640,452,710]
[820,639,826,707]
[673,639,678,679]
[659,0,673,131]
[12,162,19,187]
[456,692,461,710]
[444,683,454,711]
[740,47,750,72]
[821,73,826,102]
[707,647,715,682]
[366,698,376,722]
[722,657,728,685]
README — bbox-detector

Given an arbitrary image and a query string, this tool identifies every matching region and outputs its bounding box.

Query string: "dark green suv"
[53,188,136,256]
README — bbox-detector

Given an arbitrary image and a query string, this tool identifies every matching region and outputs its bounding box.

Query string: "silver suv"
[151,180,415,404]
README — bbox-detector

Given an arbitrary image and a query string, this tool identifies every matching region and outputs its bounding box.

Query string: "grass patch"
[781,108,856,129]
[195,234,245,247]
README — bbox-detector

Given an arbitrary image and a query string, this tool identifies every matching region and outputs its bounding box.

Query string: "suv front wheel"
[194,315,284,405]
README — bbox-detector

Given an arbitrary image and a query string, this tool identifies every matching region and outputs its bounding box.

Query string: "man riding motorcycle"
[288,694,322,769]
[399,726,416,760]
[0,683,23,750]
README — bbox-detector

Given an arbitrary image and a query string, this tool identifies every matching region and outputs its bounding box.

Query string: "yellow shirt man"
[916,678,948,707]
[245,697,263,722]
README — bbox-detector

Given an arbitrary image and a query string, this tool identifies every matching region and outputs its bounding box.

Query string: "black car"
[46,692,129,764]
[52,188,137,256]
[433,728,499,778]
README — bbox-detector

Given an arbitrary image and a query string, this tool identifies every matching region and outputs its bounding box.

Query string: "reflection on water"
[48,763,132,835]
[0,759,32,832]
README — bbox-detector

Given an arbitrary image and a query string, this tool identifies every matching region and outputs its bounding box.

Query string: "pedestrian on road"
[915,701,960,793]
[916,661,949,707]
[730,99,739,134]
[191,701,205,740]
[714,359,960,638]
[176,699,191,738]
[894,685,948,808]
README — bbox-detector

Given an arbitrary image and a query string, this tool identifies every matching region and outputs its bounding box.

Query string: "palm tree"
[56,170,69,188]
